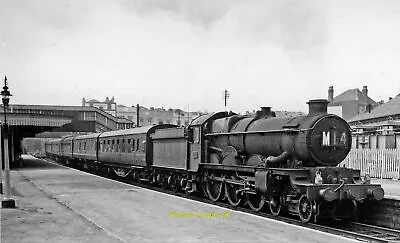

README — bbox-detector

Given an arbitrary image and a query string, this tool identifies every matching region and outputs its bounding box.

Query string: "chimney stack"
[362,86,368,97]
[307,99,329,115]
[328,86,334,102]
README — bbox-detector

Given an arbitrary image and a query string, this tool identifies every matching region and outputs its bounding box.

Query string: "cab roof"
[189,112,229,126]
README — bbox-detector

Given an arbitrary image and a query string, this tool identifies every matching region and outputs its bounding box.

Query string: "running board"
[201,163,256,173]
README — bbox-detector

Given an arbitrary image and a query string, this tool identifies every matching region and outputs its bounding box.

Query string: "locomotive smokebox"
[307,99,329,115]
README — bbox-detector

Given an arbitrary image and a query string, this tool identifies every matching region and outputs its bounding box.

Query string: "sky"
[1,0,400,114]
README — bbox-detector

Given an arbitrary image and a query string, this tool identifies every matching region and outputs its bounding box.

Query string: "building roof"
[116,117,133,123]
[349,94,400,123]
[87,99,100,103]
[329,88,377,106]
[353,120,400,128]
[9,104,133,125]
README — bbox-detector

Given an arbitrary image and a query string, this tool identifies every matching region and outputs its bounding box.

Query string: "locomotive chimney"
[307,99,329,115]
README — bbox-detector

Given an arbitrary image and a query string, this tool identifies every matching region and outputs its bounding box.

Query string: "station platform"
[0,155,359,243]
[371,178,400,199]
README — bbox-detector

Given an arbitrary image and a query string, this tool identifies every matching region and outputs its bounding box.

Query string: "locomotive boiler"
[207,99,351,167]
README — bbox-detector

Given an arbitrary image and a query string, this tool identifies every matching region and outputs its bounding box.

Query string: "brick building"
[82,97,117,117]
[348,94,400,149]
[82,97,203,127]
[117,104,201,127]
[327,86,378,121]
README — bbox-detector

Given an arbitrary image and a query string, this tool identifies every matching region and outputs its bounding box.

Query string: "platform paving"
[2,156,362,242]
[371,178,400,199]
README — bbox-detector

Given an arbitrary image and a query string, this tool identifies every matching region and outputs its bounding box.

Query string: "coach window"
[136,139,140,151]
[132,139,135,152]
[112,140,115,152]
[116,139,120,152]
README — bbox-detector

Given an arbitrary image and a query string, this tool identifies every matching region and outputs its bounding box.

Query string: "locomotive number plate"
[322,131,347,146]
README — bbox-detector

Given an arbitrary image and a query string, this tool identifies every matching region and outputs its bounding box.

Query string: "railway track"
[315,222,400,242]
[48,158,400,243]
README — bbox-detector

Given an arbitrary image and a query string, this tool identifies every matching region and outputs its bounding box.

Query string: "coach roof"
[99,124,177,138]
[73,133,101,140]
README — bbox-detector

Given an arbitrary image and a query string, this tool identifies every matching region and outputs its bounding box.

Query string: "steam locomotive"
[45,99,384,222]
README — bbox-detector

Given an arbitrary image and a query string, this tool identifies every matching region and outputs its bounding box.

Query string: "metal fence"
[339,149,400,179]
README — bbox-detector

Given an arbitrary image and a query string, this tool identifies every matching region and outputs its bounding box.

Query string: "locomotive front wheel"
[246,193,265,212]
[225,178,243,206]
[298,195,315,223]
[269,196,284,216]
[206,180,224,202]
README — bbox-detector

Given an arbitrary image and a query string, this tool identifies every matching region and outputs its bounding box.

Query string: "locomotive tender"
[45,99,384,222]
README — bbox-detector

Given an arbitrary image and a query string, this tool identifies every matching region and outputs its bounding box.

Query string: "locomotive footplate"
[255,170,385,202]
[295,183,385,202]
[200,163,256,173]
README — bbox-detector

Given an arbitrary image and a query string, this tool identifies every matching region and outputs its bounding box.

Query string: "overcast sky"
[1,0,400,113]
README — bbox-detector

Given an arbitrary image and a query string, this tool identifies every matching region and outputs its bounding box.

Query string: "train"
[45,99,384,222]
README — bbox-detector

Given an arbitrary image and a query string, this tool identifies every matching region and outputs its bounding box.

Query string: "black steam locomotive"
[45,99,384,222]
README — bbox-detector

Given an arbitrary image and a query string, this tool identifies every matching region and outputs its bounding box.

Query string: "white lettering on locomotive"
[322,131,330,146]
[340,132,346,144]
[333,132,337,145]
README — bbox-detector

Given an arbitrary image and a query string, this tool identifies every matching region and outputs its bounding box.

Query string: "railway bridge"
[1,104,133,167]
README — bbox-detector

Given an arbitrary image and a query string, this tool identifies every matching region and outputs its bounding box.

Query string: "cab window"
[193,127,200,143]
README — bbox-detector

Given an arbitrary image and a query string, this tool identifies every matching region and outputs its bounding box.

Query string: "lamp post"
[1,76,15,208]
